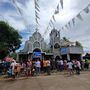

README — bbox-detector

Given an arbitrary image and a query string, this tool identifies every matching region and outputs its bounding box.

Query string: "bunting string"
[43,0,63,37]
[34,0,40,31]
[60,3,90,31]
[11,0,31,31]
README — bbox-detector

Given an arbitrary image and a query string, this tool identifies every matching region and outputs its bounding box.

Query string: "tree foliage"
[63,37,69,42]
[0,21,22,59]
[75,41,83,47]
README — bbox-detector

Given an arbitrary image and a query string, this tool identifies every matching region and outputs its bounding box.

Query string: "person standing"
[57,59,61,71]
[46,59,51,75]
[67,61,74,75]
[10,59,17,78]
[43,60,47,73]
[60,59,64,71]
[27,60,32,76]
[75,60,81,75]
[35,59,41,75]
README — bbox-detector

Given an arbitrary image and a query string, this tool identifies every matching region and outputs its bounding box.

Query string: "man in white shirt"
[60,59,64,71]
[35,59,41,75]
[10,60,17,70]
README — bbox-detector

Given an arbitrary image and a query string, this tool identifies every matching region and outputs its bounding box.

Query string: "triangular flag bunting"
[72,18,75,25]
[49,22,52,27]
[54,4,59,14]
[17,7,23,15]
[12,0,15,3]
[84,6,89,13]
[50,20,54,26]
[77,13,83,21]
[35,11,39,16]
[62,27,64,30]
[65,24,68,29]
[60,0,63,9]
[35,14,40,19]
[68,22,71,28]
[34,0,40,8]
[52,15,56,22]
[36,18,39,24]
[35,5,40,12]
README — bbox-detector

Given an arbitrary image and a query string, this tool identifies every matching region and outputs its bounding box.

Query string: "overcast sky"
[0,0,90,53]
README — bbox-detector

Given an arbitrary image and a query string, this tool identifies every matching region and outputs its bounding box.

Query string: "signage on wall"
[33,52,41,58]
[60,47,68,54]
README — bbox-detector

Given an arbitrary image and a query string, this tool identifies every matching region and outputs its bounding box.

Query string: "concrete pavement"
[0,71,90,90]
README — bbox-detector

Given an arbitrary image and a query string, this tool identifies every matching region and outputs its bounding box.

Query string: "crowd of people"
[0,58,90,79]
[0,58,51,79]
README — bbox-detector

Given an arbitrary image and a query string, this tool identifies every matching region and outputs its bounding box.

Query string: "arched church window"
[33,41,40,49]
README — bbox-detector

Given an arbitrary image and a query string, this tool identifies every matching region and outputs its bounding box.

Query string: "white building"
[18,28,83,61]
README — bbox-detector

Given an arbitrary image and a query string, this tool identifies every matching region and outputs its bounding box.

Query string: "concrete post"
[67,47,70,60]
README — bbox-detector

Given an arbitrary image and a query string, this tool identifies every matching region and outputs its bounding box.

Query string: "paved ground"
[0,71,90,90]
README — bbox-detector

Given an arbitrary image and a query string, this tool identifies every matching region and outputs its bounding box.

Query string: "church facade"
[18,28,83,62]
[18,31,52,62]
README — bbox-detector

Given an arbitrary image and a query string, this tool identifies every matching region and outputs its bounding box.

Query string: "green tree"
[75,41,83,47]
[0,21,22,59]
[63,37,69,42]
[9,52,17,60]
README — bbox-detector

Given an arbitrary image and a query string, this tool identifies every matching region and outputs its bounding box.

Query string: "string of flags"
[60,3,90,31]
[43,0,63,36]
[11,0,30,30]
[34,0,40,31]
[11,0,40,32]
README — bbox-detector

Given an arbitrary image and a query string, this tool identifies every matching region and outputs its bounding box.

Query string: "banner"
[77,13,83,21]
[60,0,63,9]
[33,52,41,58]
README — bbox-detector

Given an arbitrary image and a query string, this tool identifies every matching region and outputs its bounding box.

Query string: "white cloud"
[0,0,90,53]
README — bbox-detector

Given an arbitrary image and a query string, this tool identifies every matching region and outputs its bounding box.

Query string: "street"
[0,71,90,90]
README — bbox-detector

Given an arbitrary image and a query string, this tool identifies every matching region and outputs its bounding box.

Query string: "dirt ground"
[0,71,90,90]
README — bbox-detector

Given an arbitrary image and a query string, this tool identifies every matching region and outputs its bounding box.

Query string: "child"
[7,66,13,77]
